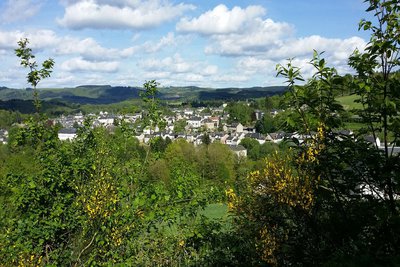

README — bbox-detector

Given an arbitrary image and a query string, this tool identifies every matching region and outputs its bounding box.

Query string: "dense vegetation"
[1,0,399,266]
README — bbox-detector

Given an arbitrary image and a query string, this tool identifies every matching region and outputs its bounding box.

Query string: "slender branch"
[74,232,97,267]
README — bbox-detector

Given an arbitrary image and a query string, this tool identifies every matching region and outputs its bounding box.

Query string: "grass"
[343,122,366,131]
[337,94,363,110]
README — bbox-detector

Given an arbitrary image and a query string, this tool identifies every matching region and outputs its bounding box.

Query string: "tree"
[201,133,211,145]
[174,119,187,133]
[15,38,54,113]
[226,102,253,125]
[239,138,260,160]
[230,1,400,265]
[349,0,400,213]
[255,113,277,134]
[140,80,164,134]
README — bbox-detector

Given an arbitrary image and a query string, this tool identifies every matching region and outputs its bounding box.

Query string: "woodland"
[0,0,399,266]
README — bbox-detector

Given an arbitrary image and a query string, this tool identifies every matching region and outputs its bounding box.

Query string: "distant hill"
[0,84,287,107]
[197,86,286,100]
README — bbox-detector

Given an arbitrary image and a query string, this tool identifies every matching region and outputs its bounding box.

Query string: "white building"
[58,128,77,141]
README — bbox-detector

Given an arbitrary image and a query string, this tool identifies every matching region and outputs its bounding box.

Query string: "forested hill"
[0,85,287,104]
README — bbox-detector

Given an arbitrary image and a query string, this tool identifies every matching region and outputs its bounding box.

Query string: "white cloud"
[177,4,265,35]
[213,73,249,84]
[139,53,218,76]
[0,29,62,51]
[60,57,119,72]
[179,4,365,74]
[266,35,366,60]
[55,37,125,60]
[0,0,44,23]
[137,53,221,86]
[237,57,276,75]
[142,32,178,53]
[203,18,293,56]
[175,4,367,82]
[202,65,218,76]
[0,29,141,60]
[0,31,25,50]
[139,54,192,73]
[58,0,195,30]
[176,5,293,56]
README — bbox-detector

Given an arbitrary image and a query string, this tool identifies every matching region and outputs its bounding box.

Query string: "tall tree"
[15,38,54,113]
[230,1,400,265]
[349,0,400,213]
[140,80,164,135]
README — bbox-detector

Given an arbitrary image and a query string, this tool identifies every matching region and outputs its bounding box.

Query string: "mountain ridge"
[0,85,287,104]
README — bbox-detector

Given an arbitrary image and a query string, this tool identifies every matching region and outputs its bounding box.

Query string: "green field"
[336,94,363,110]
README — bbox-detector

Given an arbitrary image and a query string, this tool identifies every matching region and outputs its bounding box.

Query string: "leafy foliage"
[15,38,54,113]
[229,1,400,266]
[2,2,400,266]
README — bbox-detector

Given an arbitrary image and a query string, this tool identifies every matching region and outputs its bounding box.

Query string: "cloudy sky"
[0,0,373,88]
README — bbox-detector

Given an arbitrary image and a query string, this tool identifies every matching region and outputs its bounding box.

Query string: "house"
[267,132,286,143]
[225,135,235,145]
[364,135,381,147]
[245,132,266,144]
[224,122,244,133]
[254,110,264,120]
[291,132,313,144]
[98,115,115,126]
[58,128,77,141]
[184,109,194,116]
[232,122,244,133]
[210,132,227,143]
[203,118,215,130]
[210,116,220,127]
[187,117,203,128]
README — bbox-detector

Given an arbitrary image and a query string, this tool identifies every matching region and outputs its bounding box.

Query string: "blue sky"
[0,0,374,88]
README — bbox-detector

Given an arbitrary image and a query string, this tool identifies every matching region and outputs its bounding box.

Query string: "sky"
[0,0,375,89]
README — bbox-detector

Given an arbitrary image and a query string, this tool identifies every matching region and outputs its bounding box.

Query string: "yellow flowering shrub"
[229,125,325,266]
[14,254,42,267]
[248,151,315,211]
[80,169,118,220]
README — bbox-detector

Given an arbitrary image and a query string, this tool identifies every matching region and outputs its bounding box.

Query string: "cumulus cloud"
[177,4,265,35]
[58,0,195,30]
[0,29,64,52]
[176,4,293,56]
[176,4,367,80]
[60,57,119,72]
[265,35,366,60]
[0,0,44,23]
[0,31,25,50]
[55,37,127,60]
[139,54,193,73]
[202,18,293,56]
[142,32,178,53]
[237,57,276,75]
[213,74,249,83]
[139,53,218,75]
[137,53,220,85]
[202,65,218,76]
[0,28,160,60]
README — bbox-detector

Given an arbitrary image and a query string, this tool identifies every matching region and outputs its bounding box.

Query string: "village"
[52,105,290,158]
[1,102,395,157]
